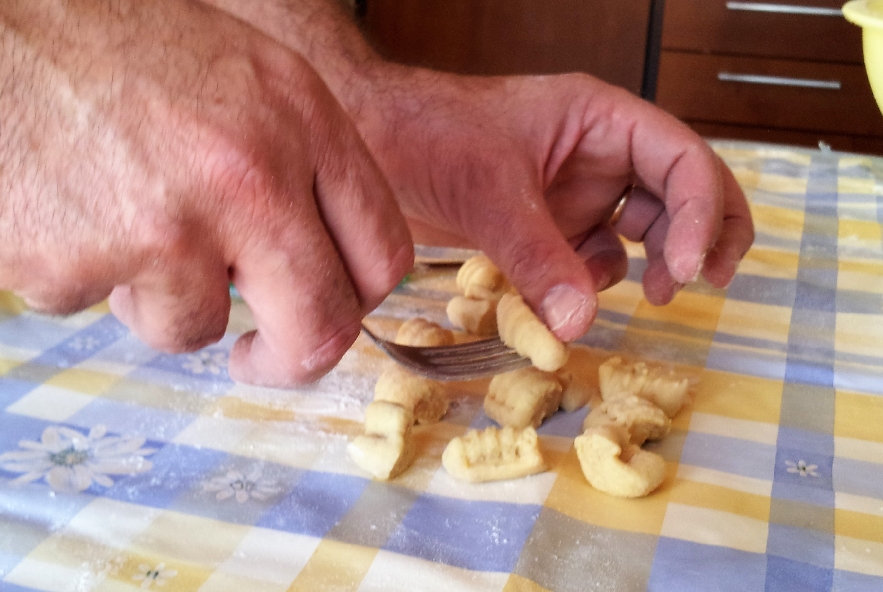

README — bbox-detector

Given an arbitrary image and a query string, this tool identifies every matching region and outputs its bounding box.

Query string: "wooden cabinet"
[654,0,883,153]
[362,0,653,96]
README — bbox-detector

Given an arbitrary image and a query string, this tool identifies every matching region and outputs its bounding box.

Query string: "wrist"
[197,1,434,178]
[199,0,384,119]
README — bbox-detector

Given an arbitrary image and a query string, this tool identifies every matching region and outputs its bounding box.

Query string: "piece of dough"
[347,401,414,480]
[446,295,498,336]
[395,317,455,347]
[556,369,596,412]
[496,292,569,372]
[484,367,563,429]
[442,426,546,483]
[456,255,509,300]
[574,425,666,498]
[583,396,670,446]
[374,364,448,425]
[598,356,690,417]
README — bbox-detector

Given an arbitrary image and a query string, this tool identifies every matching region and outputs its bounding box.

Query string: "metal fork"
[360,324,531,381]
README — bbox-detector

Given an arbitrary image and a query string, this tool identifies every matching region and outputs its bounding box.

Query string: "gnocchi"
[456,255,509,300]
[497,292,569,372]
[395,318,455,347]
[556,369,596,413]
[598,356,690,417]
[446,295,498,336]
[347,401,415,480]
[484,367,563,429]
[583,396,670,446]
[374,364,448,425]
[442,426,546,483]
[574,424,666,498]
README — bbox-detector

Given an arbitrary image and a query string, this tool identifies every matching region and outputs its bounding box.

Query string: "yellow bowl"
[844,0,883,114]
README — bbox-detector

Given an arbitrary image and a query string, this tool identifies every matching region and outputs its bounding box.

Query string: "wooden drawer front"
[656,52,883,136]
[662,0,862,63]
[364,0,652,94]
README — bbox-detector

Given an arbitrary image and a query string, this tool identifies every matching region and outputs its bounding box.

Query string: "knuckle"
[136,302,229,354]
[24,291,93,316]
[140,323,222,355]
[201,129,268,194]
[21,271,109,316]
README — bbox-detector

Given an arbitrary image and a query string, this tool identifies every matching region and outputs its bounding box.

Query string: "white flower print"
[68,336,100,352]
[181,351,227,375]
[132,563,177,589]
[203,468,280,503]
[0,425,156,493]
[785,459,820,478]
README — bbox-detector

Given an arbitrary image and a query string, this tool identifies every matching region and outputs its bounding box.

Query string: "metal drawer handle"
[717,72,842,90]
[725,2,843,16]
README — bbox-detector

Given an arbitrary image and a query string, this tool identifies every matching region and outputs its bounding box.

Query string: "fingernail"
[693,250,707,281]
[594,269,613,292]
[671,249,706,284]
[541,284,596,341]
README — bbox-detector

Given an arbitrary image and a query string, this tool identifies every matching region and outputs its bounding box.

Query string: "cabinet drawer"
[656,51,883,136]
[661,0,862,63]
[364,0,652,94]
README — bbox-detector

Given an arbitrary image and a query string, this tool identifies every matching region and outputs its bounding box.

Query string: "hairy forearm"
[0,6,55,284]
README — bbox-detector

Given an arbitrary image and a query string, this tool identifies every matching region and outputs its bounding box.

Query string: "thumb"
[476,197,599,343]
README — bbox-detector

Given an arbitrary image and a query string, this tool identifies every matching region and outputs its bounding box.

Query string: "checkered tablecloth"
[2,141,882,592]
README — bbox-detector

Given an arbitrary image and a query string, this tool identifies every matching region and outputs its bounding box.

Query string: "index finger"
[627,105,752,284]
[702,158,755,288]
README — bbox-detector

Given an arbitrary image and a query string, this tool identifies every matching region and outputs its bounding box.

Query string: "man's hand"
[0,0,413,386]
[205,0,754,342]
[352,69,755,340]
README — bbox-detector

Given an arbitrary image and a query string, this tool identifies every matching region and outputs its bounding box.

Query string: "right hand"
[0,0,413,386]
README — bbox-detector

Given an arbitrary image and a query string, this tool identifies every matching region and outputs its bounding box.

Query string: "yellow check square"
[692,370,782,425]
[835,391,883,443]
[716,300,792,345]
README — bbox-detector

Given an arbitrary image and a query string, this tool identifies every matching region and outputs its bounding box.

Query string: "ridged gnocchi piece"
[442,426,546,483]
[456,255,509,300]
[374,364,448,425]
[496,292,569,372]
[446,295,498,336]
[583,396,671,446]
[598,356,690,417]
[347,401,414,480]
[556,369,596,412]
[484,367,563,429]
[363,400,412,435]
[395,318,455,347]
[574,424,666,498]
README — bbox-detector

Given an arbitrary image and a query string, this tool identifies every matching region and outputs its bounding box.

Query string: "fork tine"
[398,354,529,381]
[387,342,530,380]
[401,344,523,367]
[417,341,514,361]
[360,323,531,381]
[361,325,512,358]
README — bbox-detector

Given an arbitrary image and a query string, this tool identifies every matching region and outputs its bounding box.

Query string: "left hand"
[350,67,754,341]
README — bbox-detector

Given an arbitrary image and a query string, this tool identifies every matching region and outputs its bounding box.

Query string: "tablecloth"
[1,141,882,592]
